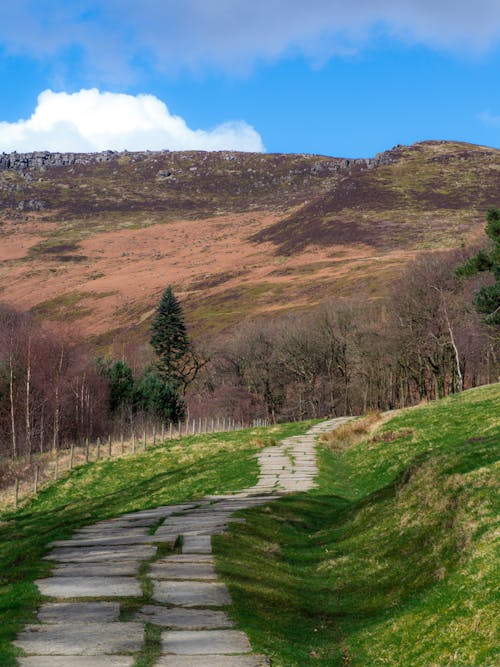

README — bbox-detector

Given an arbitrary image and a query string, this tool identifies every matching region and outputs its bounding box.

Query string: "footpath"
[15,418,349,666]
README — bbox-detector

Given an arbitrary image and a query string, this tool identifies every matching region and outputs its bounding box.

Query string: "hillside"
[217,383,500,666]
[1,385,498,666]
[1,140,499,344]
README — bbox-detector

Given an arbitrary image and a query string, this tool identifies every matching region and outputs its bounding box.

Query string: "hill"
[1,384,498,666]
[0,140,499,344]
[217,383,500,666]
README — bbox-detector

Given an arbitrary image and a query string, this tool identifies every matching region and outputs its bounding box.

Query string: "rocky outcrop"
[0,147,400,174]
[0,150,122,172]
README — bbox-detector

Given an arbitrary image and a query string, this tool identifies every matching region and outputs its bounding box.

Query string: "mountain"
[0,140,498,346]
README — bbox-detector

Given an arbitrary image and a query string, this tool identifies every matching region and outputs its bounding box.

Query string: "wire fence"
[2,416,271,512]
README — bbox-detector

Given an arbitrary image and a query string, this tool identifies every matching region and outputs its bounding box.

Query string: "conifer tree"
[458,207,500,326]
[150,287,190,389]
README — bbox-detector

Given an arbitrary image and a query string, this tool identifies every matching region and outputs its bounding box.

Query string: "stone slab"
[15,622,143,655]
[50,535,155,547]
[162,554,214,563]
[182,535,212,554]
[36,576,142,598]
[136,605,234,629]
[149,561,217,580]
[52,562,140,577]
[19,658,135,667]
[153,581,231,607]
[46,545,156,562]
[38,602,121,623]
[155,656,270,667]
[161,630,251,655]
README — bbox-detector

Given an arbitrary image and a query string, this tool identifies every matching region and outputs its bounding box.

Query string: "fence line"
[5,416,270,512]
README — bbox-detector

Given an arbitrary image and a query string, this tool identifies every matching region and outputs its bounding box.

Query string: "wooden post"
[54,451,59,480]
[211,417,214,433]
[178,420,181,438]
[14,478,19,509]
[153,426,156,447]
[85,437,89,464]
[120,431,124,455]
[132,431,136,454]
[143,428,147,450]
[70,443,74,469]
[161,422,165,441]
[108,434,112,457]
[169,422,173,439]
[96,437,101,460]
[34,465,39,495]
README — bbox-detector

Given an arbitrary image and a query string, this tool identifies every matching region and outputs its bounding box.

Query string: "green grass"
[0,421,313,666]
[215,384,500,667]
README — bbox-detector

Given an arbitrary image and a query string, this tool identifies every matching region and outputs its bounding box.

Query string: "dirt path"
[15,418,349,666]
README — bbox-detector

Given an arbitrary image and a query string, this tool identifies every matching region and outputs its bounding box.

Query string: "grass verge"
[215,383,500,667]
[0,420,314,666]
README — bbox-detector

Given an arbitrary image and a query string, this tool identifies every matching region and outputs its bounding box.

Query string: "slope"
[0,141,498,344]
[216,383,500,667]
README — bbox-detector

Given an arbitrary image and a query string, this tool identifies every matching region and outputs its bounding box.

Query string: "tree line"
[1,211,498,460]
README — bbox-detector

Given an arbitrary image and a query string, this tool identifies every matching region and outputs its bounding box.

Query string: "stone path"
[15,418,349,666]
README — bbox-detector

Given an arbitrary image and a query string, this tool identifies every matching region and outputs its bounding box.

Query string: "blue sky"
[1,1,500,157]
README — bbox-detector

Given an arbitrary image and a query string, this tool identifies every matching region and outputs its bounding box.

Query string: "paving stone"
[15,622,143,655]
[136,605,234,629]
[50,535,155,547]
[161,630,251,654]
[19,658,135,667]
[153,581,231,606]
[149,561,217,580]
[38,602,121,623]
[46,545,156,562]
[155,656,270,666]
[182,535,212,554]
[52,562,140,577]
[36,576,142,598]
[163,554,214,563]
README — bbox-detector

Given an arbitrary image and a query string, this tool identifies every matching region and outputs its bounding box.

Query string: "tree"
[458,207,500,325]
[133,368,184,422]
[150,287,190,389]
[98,358,134,413]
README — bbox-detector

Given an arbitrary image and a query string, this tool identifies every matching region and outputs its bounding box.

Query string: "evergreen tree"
[133,367,185,422]
[457,207,500,325]
[150,287,190,388]
[97,358,134,413]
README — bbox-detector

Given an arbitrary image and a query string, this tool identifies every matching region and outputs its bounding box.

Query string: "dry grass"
[320,411,382,451]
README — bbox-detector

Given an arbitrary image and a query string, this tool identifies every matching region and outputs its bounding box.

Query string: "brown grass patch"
[320,411,382,451]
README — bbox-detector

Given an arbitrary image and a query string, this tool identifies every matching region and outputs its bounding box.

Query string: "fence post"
[121,432,124,455]
[54,451,59,480]
[85,438,89,463]
[70,443,74,469]
[14,478,19,509]
[96,437,101,460]
[153,426,156,447]
[161,423,165,441]
[169,422,173,439]
[108,435,112,457]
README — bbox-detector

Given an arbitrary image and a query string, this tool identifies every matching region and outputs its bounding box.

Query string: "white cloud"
[0,89,265,153]
[1,1,500,81]
[479,111,500,127]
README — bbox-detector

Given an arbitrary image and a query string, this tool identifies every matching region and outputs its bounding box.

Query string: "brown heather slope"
[0,140,498,347]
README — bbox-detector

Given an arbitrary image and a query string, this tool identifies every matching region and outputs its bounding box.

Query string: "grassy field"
[216,384,500,667]
[0,421,313,666]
